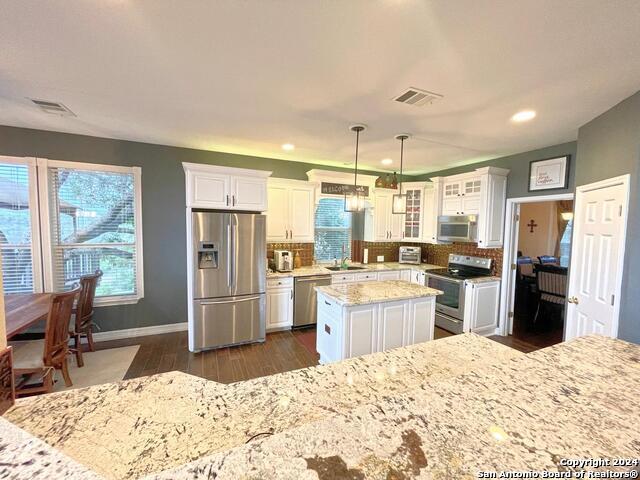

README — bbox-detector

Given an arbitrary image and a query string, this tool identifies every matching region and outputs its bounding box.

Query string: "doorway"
[499,193,574,349]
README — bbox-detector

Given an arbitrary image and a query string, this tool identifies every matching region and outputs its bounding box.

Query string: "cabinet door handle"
[291,290,293,299]
[232,195,236,206]
[226,195,230,206]
[290,229,293,238]
[324,300,331,306]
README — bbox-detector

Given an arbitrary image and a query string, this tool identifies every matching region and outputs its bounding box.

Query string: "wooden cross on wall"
[527,219,538,233]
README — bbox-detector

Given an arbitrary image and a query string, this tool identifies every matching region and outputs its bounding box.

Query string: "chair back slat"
[44,287,80,366]
[535,265,567,298]
[75,270,103,331]
[538,255,559,265]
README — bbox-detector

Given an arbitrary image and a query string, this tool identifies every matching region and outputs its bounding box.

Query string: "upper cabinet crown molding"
[183,162,271,211]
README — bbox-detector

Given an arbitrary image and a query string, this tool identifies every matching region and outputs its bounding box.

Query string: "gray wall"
[414,142,577,199]
[575,91,640,343]
[0,125,386,332]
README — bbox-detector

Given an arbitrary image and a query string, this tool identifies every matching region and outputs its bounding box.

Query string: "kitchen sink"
[325,266,367,271]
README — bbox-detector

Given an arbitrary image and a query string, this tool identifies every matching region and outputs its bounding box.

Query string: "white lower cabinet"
[266,278,293,331]
[410,270,426,285]
[463,280,500,335]
[316,294,436,364]
[331,272,358,284]
[377,270,401,281]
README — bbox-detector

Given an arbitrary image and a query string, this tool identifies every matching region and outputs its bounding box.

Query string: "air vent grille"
[30,99,76,116]
[393,88,442,107]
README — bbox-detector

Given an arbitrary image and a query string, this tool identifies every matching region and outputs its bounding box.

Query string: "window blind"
[48,167,139,299]
[314,197,351,262]
[0,163,35,293]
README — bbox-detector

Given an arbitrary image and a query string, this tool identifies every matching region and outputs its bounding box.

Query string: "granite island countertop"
[3,335,639,479]
[2,334,518,479]
[315,279,443,306]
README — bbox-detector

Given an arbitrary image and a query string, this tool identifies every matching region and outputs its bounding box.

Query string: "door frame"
[565,174,631,339]
[498,192,574,337]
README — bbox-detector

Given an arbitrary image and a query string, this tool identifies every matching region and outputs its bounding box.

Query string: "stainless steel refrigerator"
[189,211,266,352]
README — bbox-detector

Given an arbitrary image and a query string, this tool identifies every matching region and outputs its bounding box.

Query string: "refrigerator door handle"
[227,222,232,287]
[199,295,262,305]
[232,214,238,289]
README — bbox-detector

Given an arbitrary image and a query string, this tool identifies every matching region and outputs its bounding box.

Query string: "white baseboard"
[93,322,188,342]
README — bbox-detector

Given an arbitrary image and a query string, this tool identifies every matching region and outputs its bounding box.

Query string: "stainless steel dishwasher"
[293,275,332,328]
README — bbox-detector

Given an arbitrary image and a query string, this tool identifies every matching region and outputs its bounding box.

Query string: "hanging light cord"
[354,128,360,188]
[399,136,404,194]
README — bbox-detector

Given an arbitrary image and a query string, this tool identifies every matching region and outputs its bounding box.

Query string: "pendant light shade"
[345,124,366,212]
[392,134,410,214]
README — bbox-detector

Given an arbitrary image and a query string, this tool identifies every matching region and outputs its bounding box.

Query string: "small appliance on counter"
[425,254,493,335]
[274,249,293,272]
[399,246,421,264]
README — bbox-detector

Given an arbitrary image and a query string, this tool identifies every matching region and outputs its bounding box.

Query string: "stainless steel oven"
[437,215,478,243]
[425,273,465,334]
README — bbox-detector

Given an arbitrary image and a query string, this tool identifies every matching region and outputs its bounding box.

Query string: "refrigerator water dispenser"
[198,242,218,269]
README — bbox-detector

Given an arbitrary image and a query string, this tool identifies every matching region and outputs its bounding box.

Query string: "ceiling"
[1,1,640,174]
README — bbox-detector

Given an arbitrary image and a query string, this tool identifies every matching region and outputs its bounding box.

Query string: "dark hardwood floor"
[95,329,320,383]
[94,326,545,384]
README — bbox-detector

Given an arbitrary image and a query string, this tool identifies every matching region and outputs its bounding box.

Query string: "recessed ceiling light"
[281,143,295,151]
[381,158,393,165]
[511,110,536,123]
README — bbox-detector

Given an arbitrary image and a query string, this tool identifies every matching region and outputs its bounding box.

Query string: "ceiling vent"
[30,99,76,116]
[393,87,442,107]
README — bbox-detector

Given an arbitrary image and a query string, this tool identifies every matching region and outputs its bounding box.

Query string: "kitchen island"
[315,280,443,364]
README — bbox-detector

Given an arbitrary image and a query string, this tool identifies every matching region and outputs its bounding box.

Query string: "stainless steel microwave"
[437,215,478,243]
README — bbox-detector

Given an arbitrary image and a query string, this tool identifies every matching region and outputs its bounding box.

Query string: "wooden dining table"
[5,293,52,340]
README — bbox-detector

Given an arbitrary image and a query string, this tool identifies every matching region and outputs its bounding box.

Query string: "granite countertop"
[149,335,640,479]
[2,334,519,479]
[3,335,639,479]
[316,280,443,306]
[267,262,443,278]
[465,275,501,284]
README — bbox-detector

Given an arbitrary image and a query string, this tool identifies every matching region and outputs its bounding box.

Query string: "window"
[559,219,572,267]
[0,156,143,305]
[0,160,41,293]
[314,197,351,262]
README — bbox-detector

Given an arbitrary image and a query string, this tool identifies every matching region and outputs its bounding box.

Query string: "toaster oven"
[399,246,421,264]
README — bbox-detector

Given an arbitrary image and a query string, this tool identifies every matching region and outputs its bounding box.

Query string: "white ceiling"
[1,1,640,174]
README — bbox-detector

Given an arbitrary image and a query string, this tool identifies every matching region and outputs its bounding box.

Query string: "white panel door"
[565,176,629,340]
[346,306,377,358]
[266,184,289,241]
[190,172,230,208]
[378,301,407,351]
[232,175,268,211]
[289,185,315,242]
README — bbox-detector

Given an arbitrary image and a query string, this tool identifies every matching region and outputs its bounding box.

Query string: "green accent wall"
[0,125,390,332]
[414,142,577,199]
[575,90,640,343]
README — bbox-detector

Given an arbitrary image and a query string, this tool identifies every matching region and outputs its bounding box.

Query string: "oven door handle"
[425,274,465,284]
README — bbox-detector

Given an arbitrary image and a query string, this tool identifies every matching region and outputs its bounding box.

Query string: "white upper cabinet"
[364,188,403,242]
[421,181,441,244]
[266,178,315,242]
[401,183,426,242]
[183,163,271,211]
[430,167,509,248]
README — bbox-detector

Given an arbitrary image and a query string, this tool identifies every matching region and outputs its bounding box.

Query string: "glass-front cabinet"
[403,187,422,240]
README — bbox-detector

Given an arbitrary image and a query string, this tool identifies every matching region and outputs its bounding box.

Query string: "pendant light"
[344,124,366,212]
[392,133,410,214]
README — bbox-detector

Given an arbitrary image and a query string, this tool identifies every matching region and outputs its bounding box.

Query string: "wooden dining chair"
[69,270,103,368]
[12,287,81,396]
[534,264,567,329]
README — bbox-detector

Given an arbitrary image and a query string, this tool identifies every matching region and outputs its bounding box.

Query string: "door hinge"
[511,263,517,270]
[611,294,615,306]
[514,214,520,222]
[508,312,514,319]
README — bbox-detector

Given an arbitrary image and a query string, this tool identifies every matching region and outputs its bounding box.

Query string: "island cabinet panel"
[377,270,401,281]
[317,293,436,364]
[377,301,408,352]
[409,298,435,344]
[345,306,378,358]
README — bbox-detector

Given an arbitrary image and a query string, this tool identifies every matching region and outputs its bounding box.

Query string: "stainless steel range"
[425,254,493,334]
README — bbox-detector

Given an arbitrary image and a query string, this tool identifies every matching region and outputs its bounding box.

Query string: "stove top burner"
[427,266,493,280]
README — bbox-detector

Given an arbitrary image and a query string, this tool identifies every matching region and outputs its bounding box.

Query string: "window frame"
[0,156,44,294]
[36,159,144,306]
[314,195,352,264]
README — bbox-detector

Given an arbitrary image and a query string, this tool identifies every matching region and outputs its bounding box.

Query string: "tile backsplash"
[267,242,314,266]
[351,241,426,263]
